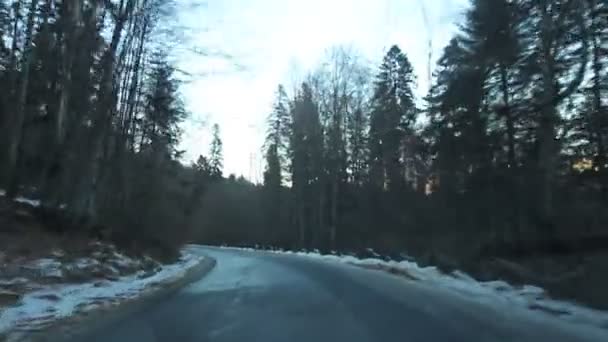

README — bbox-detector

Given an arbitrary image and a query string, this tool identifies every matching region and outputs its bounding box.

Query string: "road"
[59,246,608,342]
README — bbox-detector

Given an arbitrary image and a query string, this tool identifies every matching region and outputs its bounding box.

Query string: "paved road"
[59,247,608,342]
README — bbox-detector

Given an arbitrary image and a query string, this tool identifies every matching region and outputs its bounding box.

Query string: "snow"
[0,250,203,336]
[223,246,608,331]
[0,278,28,286]
[0,189,41,207]
[50,249,65,258]
[366,248,381,257]
[111,252,140,268]
[25,259,64,278]
[72,258,101,269]
[13,197,41,208]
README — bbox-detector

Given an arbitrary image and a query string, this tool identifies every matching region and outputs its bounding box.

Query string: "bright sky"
[176,0,469,182]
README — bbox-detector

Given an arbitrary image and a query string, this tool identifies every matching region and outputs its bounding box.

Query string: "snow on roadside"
[13,197,41,208]
[0,251,203,336]
[24,259,64,278]
[0,191,205,336]
[0,189,41,208]
[224,246,608,330]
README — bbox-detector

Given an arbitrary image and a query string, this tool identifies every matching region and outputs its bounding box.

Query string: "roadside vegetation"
[0,0,206,326]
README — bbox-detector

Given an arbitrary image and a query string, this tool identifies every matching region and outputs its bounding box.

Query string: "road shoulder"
[14,254,216,342]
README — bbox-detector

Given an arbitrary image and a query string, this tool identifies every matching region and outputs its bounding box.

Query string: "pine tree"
[348,107,368,185]
[194,155,211,175]
[426,38,474,197]
[290,82,323,248]
[141,52,186,161]
[4,0,39,197]
[263,84,291,184]
[209,123,223,179]
[585,0,608,174]
[517,0,590,230]
[263,143,281,190]
[461,0,522,169]
[368,45,417,192]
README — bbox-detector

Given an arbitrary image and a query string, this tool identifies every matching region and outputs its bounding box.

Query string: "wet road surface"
[59,246,608,342]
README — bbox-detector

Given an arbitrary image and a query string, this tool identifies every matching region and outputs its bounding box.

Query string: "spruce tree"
[209,123,224,179]
[368,45,417,191]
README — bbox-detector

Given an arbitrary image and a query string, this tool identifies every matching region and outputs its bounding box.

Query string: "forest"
[192,0,608,307]
[0,0,607,302]
[0,0,200,256]
[207,0,608,261]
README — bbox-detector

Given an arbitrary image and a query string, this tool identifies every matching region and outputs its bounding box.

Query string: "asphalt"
[57,246,608,342]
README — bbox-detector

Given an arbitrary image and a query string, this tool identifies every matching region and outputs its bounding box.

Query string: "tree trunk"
[7,0,21,96]
[588,3,607,201]
[500,66,516,168]
[55,0,82,148]
[590,15,606,171]
[5,0,38,197]
[537,60,558,233]
[70,0,134,219]
[317,183,325,249]
[114,17,148,210]
[535,0,588,231]
[298,202,306,249]
[329,178,338,250]
[41,0,83,206]
[123,16,148,144]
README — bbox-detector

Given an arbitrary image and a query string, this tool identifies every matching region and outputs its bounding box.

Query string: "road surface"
[59,246,608,342]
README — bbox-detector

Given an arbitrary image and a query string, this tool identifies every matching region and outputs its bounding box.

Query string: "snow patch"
[0,251,203,335]
[25,259,63,278]
[14,197,41,208]
[72,258,101,270]
[366,248,381,257]
[50,250,65,258]
[0,278,29,286]
[0,189,41,207]
[111,251,140,268]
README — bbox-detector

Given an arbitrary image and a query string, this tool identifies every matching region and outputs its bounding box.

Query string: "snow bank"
[0,251,203,335]
[224,246,608,330]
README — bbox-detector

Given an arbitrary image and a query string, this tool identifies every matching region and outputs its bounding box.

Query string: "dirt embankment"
[0,196,163,310]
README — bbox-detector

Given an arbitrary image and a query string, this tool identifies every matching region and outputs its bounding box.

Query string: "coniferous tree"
[517,0,589,231]
[141,52,186,160]
[290,82,323,248]
[368,45,417,192]
[264,84,291,185]
[348,107,368,185]
[579,0,608,187]
[209,123,224,179]
[4,0,38,197]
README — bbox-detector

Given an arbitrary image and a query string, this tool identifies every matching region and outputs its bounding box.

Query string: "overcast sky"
[176,0,469,182]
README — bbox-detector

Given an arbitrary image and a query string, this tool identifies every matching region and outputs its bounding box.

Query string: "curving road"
[58,246,607,342]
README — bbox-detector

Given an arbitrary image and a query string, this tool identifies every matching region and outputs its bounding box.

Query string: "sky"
[176,0,469,182]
